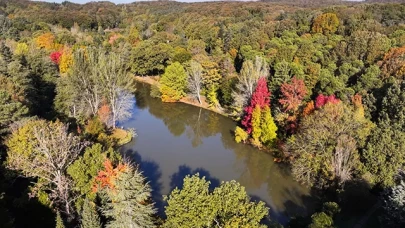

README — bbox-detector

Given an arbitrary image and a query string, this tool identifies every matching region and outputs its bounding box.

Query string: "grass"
[111,128,133,146]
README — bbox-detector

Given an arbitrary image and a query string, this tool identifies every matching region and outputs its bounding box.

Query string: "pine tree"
[0,43,12,63]
[101,163,156,228]
[381,180,405,227]
[81,198,101,228]
[0,43,12,74]
[0,90,28,134]
[251,105,262,146]
[260,106,278,145]
[164,174,268,228]
[55,212,65,228]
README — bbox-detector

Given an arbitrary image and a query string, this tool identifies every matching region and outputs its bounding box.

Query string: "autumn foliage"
[312,13,339,35]
[109,33,122,45]
[241,77,270,134]
[279,77,307,112]
[352,94,365,119]
[35,32,56,50]
[303,101,315,117]
[98,102,112,126]
[315,94,340,109]
[59,47,73,74]
[92,159,127,192]
[50,51,62,65]
[379,45,405,80]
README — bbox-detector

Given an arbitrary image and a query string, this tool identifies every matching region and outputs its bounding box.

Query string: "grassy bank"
[111,128,134,146]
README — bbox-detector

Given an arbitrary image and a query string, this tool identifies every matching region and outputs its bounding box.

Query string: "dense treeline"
[0,0,405,227]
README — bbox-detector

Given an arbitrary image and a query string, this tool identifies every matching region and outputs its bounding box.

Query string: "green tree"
[308,202,340,228]
[362,124,405,187]
[55,212,65,228]
[308,212,333,228]
[271,60,292,90]
[164,174,215,227]
[173,47,192,64]
[0,43,12,64]
[160,62,187,102]
[379,82,405,131]
[56,48,134,128]
[55,48,102,119]
[0,90,28,134]
[67,144,120,200]
[101,164,156,228]
[164,174,268,228]
[260,106,278,146]
[355,65,382,92]
[130,41,173,75]
[80,198,101,228]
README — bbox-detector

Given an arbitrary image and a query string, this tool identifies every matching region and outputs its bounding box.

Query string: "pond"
[121,83,316,225]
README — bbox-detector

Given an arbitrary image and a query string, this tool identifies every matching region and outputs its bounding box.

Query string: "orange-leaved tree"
[98,101,112,127]
[92,159,127,193]
[379,46,405,80]
[35,32,56,50]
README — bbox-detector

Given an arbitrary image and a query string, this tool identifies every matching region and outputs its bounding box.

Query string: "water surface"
[121,83,316,224]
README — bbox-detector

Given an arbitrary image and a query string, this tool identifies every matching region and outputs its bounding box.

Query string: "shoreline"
[134,75,229,117]
[134,75,278,156]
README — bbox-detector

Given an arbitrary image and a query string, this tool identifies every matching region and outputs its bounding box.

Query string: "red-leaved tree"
[279,77,307,112]
[50,51,62,65]
[241,77,271,133]
[315,94,340,109]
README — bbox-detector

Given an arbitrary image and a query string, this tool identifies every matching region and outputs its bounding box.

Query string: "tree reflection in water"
[123,83,317,225]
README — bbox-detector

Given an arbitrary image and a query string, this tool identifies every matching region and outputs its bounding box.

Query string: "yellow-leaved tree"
[312,13,339,35]
[14,42,28,56]
[59,46,73,74]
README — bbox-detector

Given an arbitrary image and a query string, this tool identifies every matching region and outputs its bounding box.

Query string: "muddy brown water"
[121,83,316,225]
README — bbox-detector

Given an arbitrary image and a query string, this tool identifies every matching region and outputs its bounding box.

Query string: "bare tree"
[6,120,88,217]
[237,56,269,98]
[98,51,134,128]
[232,56,269,116]
[333,134,357,185]
[109,88,135,128]
[188,60,203,104]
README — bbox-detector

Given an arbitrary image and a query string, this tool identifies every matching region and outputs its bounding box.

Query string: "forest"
[0,0,405,227]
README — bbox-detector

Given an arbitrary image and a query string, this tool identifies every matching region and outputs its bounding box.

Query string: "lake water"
[121,83,316,225]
